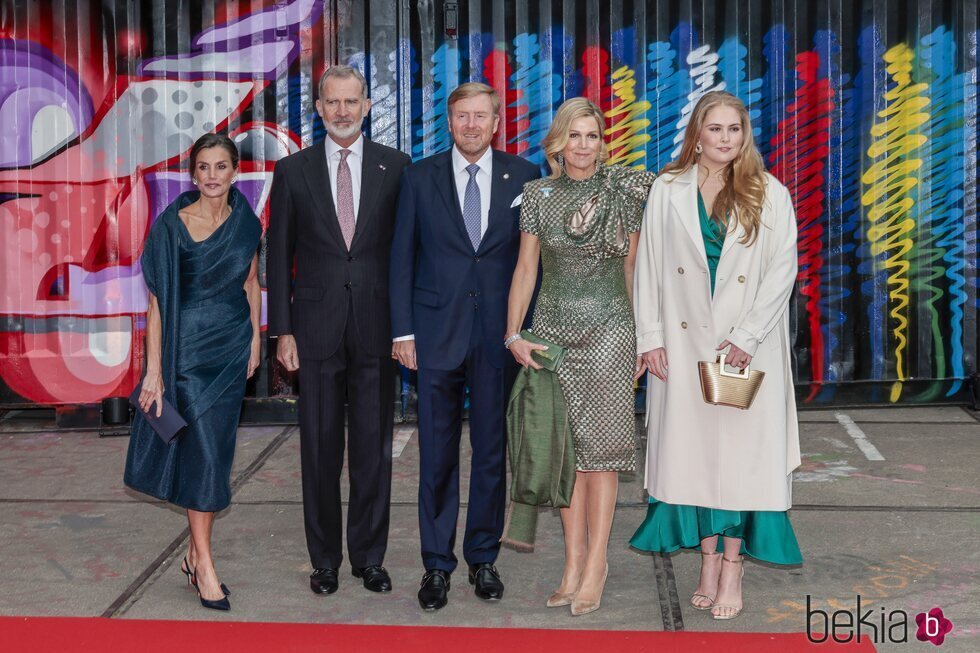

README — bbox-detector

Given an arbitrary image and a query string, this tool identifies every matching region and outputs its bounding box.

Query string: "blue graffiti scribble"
[759,25,794,163]
[854,25,889,383]
[611,27,637,70]
[717,37,762,137]
[920,26,970,395]
[814,29,856,396]
[644,27,691,172]
[510,33,561,166]
[412,43,460,159]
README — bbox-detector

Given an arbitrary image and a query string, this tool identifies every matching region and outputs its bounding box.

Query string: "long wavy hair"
[661,91,767,245]
[541,97,609,178]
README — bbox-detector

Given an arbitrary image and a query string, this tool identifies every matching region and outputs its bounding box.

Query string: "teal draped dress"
[630,191,802,565]
[124,189,262,512]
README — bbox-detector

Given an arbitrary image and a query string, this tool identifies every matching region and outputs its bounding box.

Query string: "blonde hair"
[541,97,609,178]
[448,82,501,115]
[662,91,768,245]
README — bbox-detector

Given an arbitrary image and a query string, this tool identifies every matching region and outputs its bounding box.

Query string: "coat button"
[738,275,746,283]
[344,282,351,289]
[677,267,684,274]
[681,321,688,329]
[347,256,354,262]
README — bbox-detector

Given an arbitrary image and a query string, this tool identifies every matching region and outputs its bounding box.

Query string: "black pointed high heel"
[181,557,230,596]
[193,571,231,611]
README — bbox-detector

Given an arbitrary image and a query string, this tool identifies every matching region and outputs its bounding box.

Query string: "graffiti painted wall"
[0,0,976,407]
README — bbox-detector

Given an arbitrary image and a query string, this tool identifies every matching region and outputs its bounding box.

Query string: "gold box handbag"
[698,355,765,409]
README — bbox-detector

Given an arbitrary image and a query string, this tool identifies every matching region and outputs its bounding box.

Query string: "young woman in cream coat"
[631,91,802,621]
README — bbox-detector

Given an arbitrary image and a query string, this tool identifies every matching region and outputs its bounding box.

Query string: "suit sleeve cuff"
[393,334,415,342]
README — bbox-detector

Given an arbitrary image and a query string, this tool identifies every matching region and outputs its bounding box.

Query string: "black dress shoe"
[310,568,339,595]
[418,569,450,611]
[352,565,392,593]
[468,563,504,601]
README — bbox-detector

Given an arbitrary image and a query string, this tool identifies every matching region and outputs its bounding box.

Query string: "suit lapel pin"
[503,173,510,179]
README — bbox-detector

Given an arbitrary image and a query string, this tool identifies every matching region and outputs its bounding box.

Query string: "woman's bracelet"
[504,333,523,349]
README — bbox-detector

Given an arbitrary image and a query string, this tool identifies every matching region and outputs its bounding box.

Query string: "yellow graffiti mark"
[766,555,938,625]
[605,65,651,168]
[859,43,930,402]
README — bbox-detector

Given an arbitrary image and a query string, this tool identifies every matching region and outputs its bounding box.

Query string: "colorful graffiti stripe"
[1,0,976,407]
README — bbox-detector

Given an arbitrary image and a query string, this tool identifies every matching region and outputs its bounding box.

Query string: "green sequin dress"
[519,164,656,471]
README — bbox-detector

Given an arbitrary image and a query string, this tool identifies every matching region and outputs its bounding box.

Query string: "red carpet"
[0,617,876,652]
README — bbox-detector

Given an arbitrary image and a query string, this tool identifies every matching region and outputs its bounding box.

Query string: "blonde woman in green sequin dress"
[505,98,655,616]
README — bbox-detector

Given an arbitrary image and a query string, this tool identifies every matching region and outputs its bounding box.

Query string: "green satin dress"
[630,190,802,565]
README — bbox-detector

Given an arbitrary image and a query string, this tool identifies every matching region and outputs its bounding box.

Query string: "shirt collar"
[325,133,364,160]
[452,145,493,176]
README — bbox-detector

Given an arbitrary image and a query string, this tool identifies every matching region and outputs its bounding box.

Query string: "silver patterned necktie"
[462,163,482,251]
[336,148,355,249]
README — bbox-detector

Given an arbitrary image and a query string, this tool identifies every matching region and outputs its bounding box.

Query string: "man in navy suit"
[390,82,539,611]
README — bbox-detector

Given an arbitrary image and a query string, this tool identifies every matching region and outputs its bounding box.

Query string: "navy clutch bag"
[128,382,188,444]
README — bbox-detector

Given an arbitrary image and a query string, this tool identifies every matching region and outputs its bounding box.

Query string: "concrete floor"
[0,406,977,651]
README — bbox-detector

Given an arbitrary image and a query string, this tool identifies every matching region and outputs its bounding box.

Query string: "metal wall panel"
[0,0,976,407]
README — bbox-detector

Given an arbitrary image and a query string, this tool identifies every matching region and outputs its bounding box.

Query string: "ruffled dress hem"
[630,497,803,566]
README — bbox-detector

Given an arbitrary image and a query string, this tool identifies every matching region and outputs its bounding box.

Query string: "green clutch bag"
[520,330,567,372]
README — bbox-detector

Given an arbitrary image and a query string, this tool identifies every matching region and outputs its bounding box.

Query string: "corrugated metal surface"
[0,0,976,407]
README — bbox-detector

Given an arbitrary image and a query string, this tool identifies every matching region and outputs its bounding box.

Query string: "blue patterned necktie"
[462,163,482,250]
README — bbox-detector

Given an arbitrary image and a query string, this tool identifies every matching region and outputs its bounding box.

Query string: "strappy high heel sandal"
[711,556,744,620]
[690,551,722,610]
[179,557,195,586]
[180,556,231,596]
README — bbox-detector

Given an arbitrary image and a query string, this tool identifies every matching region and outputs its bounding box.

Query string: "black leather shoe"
[310,568,339,595]
[418,569,450,611]
[468,563,504,601]
[352,565,392,593]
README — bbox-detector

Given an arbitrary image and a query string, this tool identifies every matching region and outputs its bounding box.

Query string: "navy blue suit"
[390,148,539,573]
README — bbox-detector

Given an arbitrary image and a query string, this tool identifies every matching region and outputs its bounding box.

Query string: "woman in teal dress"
[633,92,802,621]
[125,134,263,611]
[506,98,655,615]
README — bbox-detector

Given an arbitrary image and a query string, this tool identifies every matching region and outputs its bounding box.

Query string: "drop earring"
[192,179,199,185]
[556,153,565,170]
[695,142,703,155]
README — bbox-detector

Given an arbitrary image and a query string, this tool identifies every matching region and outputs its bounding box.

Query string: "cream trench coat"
[634,166,801,511]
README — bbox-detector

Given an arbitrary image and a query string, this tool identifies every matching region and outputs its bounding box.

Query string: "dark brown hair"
[189,133,240,173]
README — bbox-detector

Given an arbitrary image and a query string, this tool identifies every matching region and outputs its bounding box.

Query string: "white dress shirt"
[451,145,493,238]
[393,146,494,344]
[325,134,364,220]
